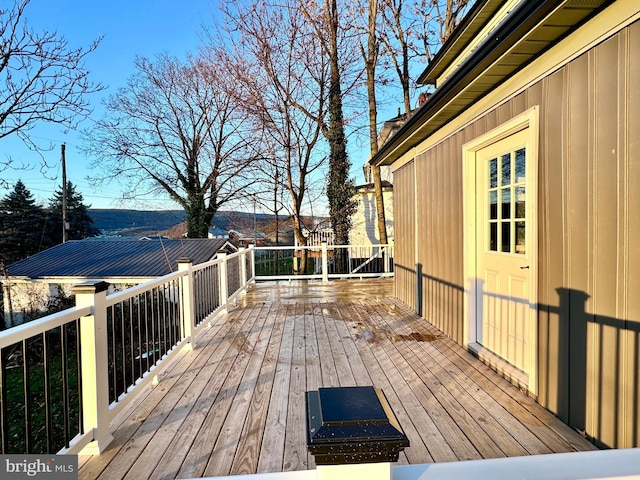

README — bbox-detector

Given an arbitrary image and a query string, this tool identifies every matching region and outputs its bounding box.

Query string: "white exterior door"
[466,123,537,391]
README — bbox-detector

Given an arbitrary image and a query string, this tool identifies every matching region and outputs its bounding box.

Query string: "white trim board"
[462,106,540,395]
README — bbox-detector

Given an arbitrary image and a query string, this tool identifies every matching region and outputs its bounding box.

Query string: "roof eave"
[417,0,508,85]
[372,0,612,167]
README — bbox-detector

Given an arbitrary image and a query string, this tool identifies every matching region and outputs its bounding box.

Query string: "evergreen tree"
[45,181,100,245]
[0,180,47,264]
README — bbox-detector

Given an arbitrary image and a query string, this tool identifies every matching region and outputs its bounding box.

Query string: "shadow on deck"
[79,279,595,479]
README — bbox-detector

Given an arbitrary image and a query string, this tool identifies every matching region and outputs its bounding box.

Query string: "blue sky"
[1,0,388,212]
[1,0,215,209]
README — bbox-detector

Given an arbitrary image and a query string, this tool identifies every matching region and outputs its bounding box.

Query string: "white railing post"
[321,241,329,283]
[250,245,256,281]
[239,247,247,287]
[177,258,195,351]
[317,463,391,480]
[218,251,228,313]
[73,281,113,455]
[384,240,393,274]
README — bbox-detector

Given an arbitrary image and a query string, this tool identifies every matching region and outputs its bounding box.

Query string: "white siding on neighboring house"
[1,281,68,328]
[2,279,147,328]
[350,187,394,246]
[363,164,393,184]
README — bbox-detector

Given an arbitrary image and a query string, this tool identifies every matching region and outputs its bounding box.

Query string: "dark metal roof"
[5,239,235,279]
[373,0,613,167]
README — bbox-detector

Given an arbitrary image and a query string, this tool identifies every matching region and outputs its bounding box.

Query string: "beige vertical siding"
[536,24,640,449]
[392,161,417,311]
[414,136,465,343]
[393,20,640,448]
[624,21,640,451]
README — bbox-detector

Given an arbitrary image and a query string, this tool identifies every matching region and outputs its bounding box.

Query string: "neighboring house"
[354,111,404,247]
[228,229,268,247]
[2,238,237,327]
[208,226,230,239]
[349,180,394,246]
[263,222,295,246]
[302,220,333,247]
[371,0,639,449]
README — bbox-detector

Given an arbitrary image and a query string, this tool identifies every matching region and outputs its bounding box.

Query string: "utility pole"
[61,143,68,243]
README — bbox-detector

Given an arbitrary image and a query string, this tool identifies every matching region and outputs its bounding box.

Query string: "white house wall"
[2,279,151,328]
[350,189,394,245]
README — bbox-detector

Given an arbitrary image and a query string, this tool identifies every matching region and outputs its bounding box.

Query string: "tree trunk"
[292,216,308,275]
[371,165,388,244]
[0,282,5,331]
[364,0,388,245]
[185,198,214,238]
[401,34,411,115]
[326,0,355,251]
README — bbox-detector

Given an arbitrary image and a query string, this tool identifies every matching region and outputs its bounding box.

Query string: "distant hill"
[89,209,273,237]
[89,210,186,236]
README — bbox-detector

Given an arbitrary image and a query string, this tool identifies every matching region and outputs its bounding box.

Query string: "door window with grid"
[487,147,526,254]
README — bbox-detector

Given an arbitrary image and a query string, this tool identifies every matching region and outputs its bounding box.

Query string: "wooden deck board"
[282,301,309,472]
[256,303,294,474]
[381,304,554,455]
[203,302,275,477]
[176,301,269,479]
[337,301,440,464]
[131,304,264,480]
[363,298,534,457]
[79,279,596,480]
[315,304,343,387]
[229,302,286,475]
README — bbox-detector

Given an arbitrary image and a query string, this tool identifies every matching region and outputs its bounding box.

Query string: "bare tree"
[83,53,260,237]
[347,0,470,245]
[216,0,329,272]
[379,0,414,115]
[353,0,389,244]
[297,0,357,254]
[378,0,469,115]
[432,0,471,47]
[0,0,103,178]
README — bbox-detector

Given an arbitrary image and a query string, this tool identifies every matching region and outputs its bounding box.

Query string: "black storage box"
[305,386,409,465]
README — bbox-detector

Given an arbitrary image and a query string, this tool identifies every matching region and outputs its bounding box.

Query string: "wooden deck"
[78,279,596,479]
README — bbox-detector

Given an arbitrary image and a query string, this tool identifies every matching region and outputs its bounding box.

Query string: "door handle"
[520,265,530,269]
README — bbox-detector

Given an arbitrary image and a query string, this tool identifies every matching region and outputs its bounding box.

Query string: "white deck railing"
[192,448,640,480]
[0,247,255,456]
[0,243,393,456]
[253,243,394,281]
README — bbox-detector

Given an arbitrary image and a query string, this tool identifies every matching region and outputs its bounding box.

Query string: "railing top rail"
[330,244,393,249]
[254,244,393,251]
[105,270,185,307]
[0,305,91,349]
[191,245,251,273]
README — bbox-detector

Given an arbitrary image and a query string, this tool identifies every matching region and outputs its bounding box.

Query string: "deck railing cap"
[72,280,110,294]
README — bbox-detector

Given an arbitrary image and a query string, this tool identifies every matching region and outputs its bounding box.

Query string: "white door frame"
[462,106,539,395]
